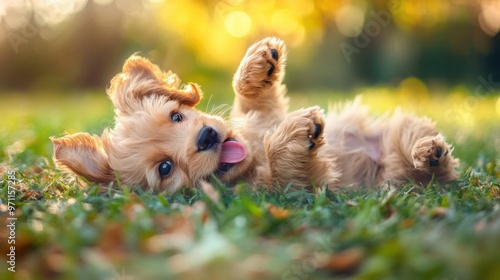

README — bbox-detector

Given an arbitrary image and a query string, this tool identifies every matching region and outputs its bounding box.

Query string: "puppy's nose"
[196,126,219,152]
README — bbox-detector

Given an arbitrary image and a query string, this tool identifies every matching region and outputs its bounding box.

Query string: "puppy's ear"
[50,133,114,184]
[108,55,202,115]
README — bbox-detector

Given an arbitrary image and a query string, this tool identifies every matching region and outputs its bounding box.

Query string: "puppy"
[223,37,460,189]
[52,38,459,192]
[51,55,249,192]
[51,53,333,192]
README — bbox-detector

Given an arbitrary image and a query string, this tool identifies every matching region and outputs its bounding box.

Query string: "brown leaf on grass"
[384,206,396,219]
[345,200,358,207]
[490,186,500,198]
[167,253,192,274]
[400,218,415,228]
[320,247,364,273]
[30,165,44,174]
[22,190,43,200]
[184,201,209,224]
[162,213,196,236]
[144,229,194,254]
[96,222,127,262]
[266,204,290,220]
[419,205,429,215]
[430,207,448,219]
[42,244,65,275]
[237,253,270,278]
[143,202,208,253]
[200,181,220,203]
[123,193,148,222]
[381,188,397,205]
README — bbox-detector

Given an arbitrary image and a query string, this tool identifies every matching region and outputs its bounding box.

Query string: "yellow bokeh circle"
[225,11,252,38]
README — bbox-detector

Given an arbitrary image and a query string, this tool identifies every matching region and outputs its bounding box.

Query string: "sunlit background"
[0,0,499,91]
[1,3,499,278]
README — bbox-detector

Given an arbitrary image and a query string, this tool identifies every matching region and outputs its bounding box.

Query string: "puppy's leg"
[231,37,288,120]
[380,113,459,186]
[257,107,338,190]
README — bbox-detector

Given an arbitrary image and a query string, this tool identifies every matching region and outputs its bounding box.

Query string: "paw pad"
[267,64,275,76]
[435,146,442,158]
[270,49,279,61]
[308,123,323,150]
[267,49,279,76]
[313,123,322,139]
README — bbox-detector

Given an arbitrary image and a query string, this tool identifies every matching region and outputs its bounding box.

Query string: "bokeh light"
[478,0,500,36]
[335,4,366,37]
[225,11,252,38]
[497,96,500,115]
[0,0,498,91]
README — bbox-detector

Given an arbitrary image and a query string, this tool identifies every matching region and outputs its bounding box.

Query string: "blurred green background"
[1,0,499,91]
[0,0,499,165]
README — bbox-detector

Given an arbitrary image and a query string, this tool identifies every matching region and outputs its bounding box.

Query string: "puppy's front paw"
[264,106,328,188]
[412,134,449,169]
[233,37,286,96]
[305,107,325,151]
[288,106,326,151]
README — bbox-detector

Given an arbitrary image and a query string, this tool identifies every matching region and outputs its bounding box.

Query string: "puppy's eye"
[158,161,173,176]
[171,112,184,122]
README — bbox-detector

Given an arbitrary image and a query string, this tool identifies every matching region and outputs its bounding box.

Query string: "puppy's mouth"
[217,138,246,174]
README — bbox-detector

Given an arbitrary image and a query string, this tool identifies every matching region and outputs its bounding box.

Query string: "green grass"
[0,89,499,279]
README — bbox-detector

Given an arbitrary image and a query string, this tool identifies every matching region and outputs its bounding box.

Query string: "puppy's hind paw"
[412,134,449,170]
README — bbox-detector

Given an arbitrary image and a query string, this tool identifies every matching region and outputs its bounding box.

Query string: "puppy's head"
[51,55,248,192]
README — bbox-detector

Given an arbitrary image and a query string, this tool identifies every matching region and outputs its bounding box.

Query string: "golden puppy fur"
[223,37,459,190]
[51,38,459,192]
[51,55,244,192]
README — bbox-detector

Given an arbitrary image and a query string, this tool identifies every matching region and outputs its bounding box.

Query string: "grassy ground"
[0,89,499,280]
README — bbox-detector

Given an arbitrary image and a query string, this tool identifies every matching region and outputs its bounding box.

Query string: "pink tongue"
[220,141,246,163]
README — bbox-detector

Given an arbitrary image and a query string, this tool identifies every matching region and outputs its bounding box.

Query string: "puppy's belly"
[344,133,382,163]
[325,131,382,186]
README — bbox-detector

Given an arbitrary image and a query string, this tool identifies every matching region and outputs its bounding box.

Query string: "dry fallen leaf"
[143,202,209,253]
[96,222,126,262]
[22,190,43,200]
[490,186,500,198]
[123,193,147,222]
[419,205,429,215]
[43,245,65,274]
[400,218,415,228]
[431,207,449,219]
[266,204,290,219]
[320,247,364,273]
[381,188,397,205]
[345,200,358,207]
